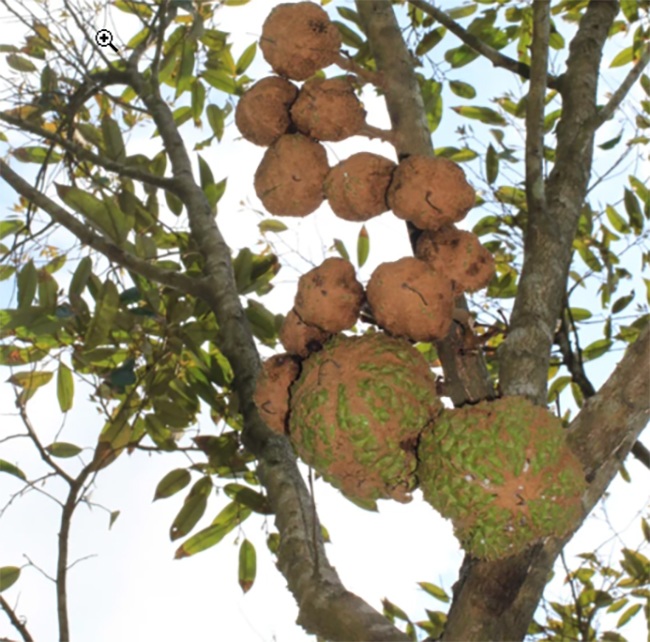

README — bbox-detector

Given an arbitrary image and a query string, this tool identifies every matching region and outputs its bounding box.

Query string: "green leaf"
[445,45,479,68]
[197,153,215,189]
[452,105,506,126]
[12,146,63,163]
[610,47,634,68]
[337,7,366,33]
[259,219,288,234]
[84,280,120,349]
[582,338,612,361]
[612,293,634,314]
[101,116,126,163]
[170,477,212,541]
[206,104,225,141]
[224,483,272,514]
[56,363,74,412]
[165,189,184,216]
[568,308,592,321]
[624,188,644,233]
[617,603,642,627]
[620,0,639,22]
[7,54,37,72]
[45,442,82,458]
[333,21,363,49]
[606,205,629,233]
[357,225,370,268]
[0,219,24,240]
[175,501,251,558]
[202,69,237,94]
[416,27,445,56]
[421,79,443,133]
[238,539,256,593]
[0,567,20,592]
[191,79,206,123]
[486,144,499,184]
[446,4,477,19]
[17,260,37,309]
[333,239,350,261]
[418,581,450,603]
[449,79,476,99]
[382,598,411,622]
[236,42,256,75]
[154,468,191,501]
[598,131,623,150]
[8,370,53,392]
[0,460,26,481]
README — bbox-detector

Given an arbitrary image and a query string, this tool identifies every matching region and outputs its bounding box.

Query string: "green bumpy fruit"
[289,332,442,507]
[418,397,586,560]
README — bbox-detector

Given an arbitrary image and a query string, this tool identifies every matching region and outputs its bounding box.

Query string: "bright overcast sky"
[0,1,648,641]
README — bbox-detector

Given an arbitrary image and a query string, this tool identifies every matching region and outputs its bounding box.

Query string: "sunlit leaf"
[0,460,26,481]
[610,47,633,68]
[452,105,506,126]
[449,79,476,99]
[236,42,256,75]
[0,567,20,592]
[56,363,74,412]
[170,477,212,541]
[357,225,370,268]
[418,581,450,603]
[416,27,445,56]
[45,442,82,458]
[238,539,256,593]
[154,468,191,501]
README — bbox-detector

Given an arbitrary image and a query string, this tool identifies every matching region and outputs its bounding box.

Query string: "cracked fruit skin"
[289,332,442,507]
[418,397,586,560]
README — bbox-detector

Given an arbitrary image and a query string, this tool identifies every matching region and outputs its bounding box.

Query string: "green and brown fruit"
[260,2,341,81]
[366,257,454,342]
[418,397,586,560]
[254,353,301,435]
[235,76,298,146]
[289,332,442,506]
[387,155,475,230]
[416,226,495,294]
[279,308,331,358]
[294,257,364,333]
[324,152,396,222]
[254,134,329,216]
[291,77,366,142]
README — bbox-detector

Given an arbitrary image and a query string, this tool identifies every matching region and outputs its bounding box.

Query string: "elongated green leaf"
[606,205,629,233]
[0,460,26,481]
[610,47,634,68]
[333,21,363,49]
[238,539,256,593]
[7,54,37,72]
[202,69,237,94]
[0,567,20,592]
[169,477,212,541]
[582,338,612,361]
[17,260,37,309]
[486,144,499,184]
[617,603,642,627]
[12,146,63,163]
[449,79,476,99]
[418,581,450,603]
[101,116,126,162]
[224,483,272,514]
[446,4,476,19]
[8,370,53,391]
[84,280,120,349]
[259,219,288,234]
[46,442,82,458]
[416,27,445,56]
[206,104,225,140]
[57,363,74,412]
[382,598,411,622]
[452,105,506,126]
[236,42,256,75]
[154,468,191,501]
[624,188,644,233]
[357,225,370,268]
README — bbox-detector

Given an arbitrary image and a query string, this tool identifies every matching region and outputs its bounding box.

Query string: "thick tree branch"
[594,43,650,128]
[442,325,649,641]
[0,113,179,192]
[407,0,560,90]
[0,595,34,642]
[356,0,496,407]
[498,0,619,406]
[0,159,205,299]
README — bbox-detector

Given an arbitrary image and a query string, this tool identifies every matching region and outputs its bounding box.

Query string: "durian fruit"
[294,257,364,333]
[418,397,586,561]
[260,2,341,81]
[235,76,299,146]
[416,226,496,293]
[387,155,476,230]
[289,332,442,506]
[366,257,454,342]
[291,77,366,142]
[279,308,331,358]
[254,134,329,216]
[324,152,396,222]
[254,353,301,435]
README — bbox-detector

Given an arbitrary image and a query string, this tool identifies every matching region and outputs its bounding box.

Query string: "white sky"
[0,1,648,641]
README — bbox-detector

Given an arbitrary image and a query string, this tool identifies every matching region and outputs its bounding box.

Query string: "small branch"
[357,122,396,144]
[0,595,34,642]
[334,52,383,86]
[0,159,207,299]
[407,0,560,90]
[593,43,650,128]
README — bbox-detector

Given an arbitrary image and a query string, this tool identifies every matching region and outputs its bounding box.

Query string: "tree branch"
[0,113,179,193]
[0,159,206,299]
[0,595,34,642]
[407,0,560,90]
[356,0,496,408]
[594,43,650,128]
[498,0,619,406]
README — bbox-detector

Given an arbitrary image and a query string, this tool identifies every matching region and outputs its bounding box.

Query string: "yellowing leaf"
[357,225,370,268]
[0,566,20,592]
[238,539,256,593]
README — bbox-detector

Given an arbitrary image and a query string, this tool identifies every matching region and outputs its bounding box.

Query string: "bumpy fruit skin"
[387,156,475,230]
[289,333,442,505]
[280,308,331,358]
[254,354,301,435]
[291,77,366,142]
[418,397,586,560]
[324,152,396,222]
[260,2,341,81]
[254,134,329,216]
[294,258,364,333]
[366,257,454,342]
[416,226,496,293]
[235,76,299,146]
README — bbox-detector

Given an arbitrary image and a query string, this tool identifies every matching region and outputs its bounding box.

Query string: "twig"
[0,595,34,642]
[407,0,560,90]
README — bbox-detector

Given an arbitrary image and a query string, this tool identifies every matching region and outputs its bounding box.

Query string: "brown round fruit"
[291,77,366,142]
[294,257,364,333]
[387,155,476,230]
[254,134,329,217]
[254,353,301,435]
[279,308,331,358]
[260,2,342,81]
[324,152,396,222]
[235,76,299,146]
[366,257,454,342]
[416,226,496,293]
